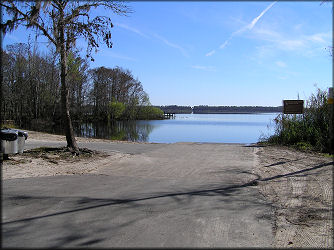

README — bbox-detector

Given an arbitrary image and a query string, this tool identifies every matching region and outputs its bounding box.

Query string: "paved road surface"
[2,140,274,247]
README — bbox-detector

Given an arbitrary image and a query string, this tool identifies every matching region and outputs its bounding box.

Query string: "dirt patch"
[24,146,105,162]
[253,144,333,248]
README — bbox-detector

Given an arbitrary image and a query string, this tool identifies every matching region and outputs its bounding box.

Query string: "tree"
[1,1,130,152]
[5,43,30,126]
[67,50,90,121]
[89,66,149,121]
[89,66,112,121]
[2,42,62,124]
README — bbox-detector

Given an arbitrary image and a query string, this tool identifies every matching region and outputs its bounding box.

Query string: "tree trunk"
[59,22,79,152]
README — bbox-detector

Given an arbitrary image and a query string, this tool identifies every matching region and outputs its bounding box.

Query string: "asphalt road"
[2,141,274,247]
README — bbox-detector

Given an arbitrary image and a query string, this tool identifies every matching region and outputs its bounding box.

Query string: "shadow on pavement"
[3,161,332,226]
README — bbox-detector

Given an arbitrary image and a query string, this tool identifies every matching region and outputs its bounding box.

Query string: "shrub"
[137,106,164,120]
[108,101,126,121]
[265,88,331,153]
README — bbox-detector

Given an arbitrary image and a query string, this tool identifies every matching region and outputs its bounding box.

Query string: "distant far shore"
[161,112,281,115]
[188,111,281,114]
[155,105,282,114]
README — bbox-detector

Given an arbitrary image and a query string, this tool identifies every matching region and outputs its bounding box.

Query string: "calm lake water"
[41,113,279,144]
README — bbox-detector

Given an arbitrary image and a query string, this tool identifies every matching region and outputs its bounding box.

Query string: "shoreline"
[19,129,255,145]
[21,129,332,158]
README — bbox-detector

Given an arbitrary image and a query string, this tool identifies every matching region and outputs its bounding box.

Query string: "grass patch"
[2,120,19,129]
[293,141,313,152]
[5,158,31,165]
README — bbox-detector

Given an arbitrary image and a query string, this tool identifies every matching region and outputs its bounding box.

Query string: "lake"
[63,113,279,144]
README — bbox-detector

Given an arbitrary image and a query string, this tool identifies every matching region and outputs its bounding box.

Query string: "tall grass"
[264,88,332,153]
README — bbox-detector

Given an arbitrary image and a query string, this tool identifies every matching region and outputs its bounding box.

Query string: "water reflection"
[73,121,155,142]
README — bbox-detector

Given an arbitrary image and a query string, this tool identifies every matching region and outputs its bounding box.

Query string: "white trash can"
[17,130,28,153]
[1,129,19,154]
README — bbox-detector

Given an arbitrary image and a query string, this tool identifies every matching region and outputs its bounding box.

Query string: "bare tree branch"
[1,2,57,45]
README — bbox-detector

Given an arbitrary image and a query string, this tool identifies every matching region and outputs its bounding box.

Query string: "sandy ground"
[2,130,333,247]
[2,152,129,179]
[254,145,333,248]
[2,130,132,179]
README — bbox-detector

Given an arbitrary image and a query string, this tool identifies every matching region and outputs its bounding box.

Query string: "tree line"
[193,105,282,114]
[156,105,193,114]
[156,105,282,114]
[1,42,163,128]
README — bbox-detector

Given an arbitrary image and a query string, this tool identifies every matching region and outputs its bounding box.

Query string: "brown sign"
[328,87,333,104]
[283,100,304,114]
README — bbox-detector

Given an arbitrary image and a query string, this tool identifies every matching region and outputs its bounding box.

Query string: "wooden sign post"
[283,100,304,114]
[328,88,333,154]
[282,100,304,135]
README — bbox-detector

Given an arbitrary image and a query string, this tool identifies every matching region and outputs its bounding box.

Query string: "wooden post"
[328,87,333,154]
[0,30,3,163]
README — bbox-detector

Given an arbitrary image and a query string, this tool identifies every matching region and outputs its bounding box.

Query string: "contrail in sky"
[116,23,149,39]
[154,34,189,57]
[206,1,277,56]
[248,1,277,29]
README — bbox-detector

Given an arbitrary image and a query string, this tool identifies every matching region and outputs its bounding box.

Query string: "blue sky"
[2,1,332,106]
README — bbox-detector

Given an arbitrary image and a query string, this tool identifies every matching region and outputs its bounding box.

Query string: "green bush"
[265,88,331,153]
[107,100,163,121]
[137,106,164,120]
[108,101,126,121]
